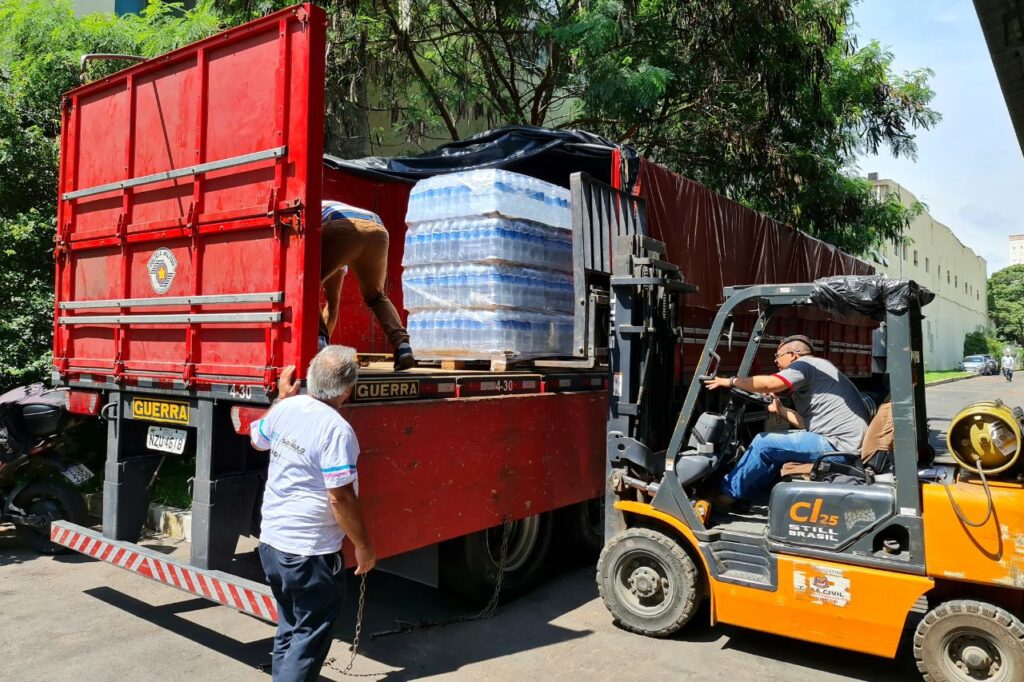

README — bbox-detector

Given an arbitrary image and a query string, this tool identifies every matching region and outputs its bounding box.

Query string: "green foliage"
[963,327,1004,359]
[0,0,223,392]
[236,0,935,255]
[963,329,989,356]
[988,265,1024,347]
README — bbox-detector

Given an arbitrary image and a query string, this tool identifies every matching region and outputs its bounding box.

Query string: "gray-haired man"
[251,346,376,682]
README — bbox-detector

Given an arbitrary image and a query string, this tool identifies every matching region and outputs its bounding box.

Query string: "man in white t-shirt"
[252,345,375,681]
[1003,351,1014,382]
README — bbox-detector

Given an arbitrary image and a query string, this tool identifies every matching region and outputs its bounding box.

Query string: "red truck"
[49,4,875,618]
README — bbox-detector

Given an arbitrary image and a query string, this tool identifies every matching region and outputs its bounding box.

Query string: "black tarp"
[811,276,935,319]
[323,125,635,188]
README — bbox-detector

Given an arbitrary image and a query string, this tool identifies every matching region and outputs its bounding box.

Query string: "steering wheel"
[730,387,773,406]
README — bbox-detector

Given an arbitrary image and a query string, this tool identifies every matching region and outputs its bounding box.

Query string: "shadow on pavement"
[83,586,287,678]
[332,563,595,680]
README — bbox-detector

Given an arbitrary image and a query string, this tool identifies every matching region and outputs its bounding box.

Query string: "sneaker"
[393,342,416,371]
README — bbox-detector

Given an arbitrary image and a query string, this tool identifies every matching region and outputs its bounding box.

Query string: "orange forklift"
[596,250,1024,681]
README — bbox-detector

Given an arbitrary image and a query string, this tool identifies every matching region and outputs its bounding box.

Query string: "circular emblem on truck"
[147,248,178,294]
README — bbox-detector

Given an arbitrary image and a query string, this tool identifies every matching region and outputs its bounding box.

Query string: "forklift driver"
[320,200,416,370]
[703,335,869,510]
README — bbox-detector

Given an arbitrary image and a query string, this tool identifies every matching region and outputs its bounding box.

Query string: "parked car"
[982,355,999,375]
[959,355,995,374]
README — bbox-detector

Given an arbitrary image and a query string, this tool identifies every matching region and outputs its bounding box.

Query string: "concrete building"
[73,0,147,15]
[1010,234,1024,265]
[870,178,989,370]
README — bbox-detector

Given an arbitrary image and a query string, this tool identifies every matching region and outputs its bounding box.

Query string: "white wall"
[872,179,989,370]
[1010,236,1024,265]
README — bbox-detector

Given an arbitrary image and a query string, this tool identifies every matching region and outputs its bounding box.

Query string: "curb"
[83,493,191,542]
[925,373,984,388]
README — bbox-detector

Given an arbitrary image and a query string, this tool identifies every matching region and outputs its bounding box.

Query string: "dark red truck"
[50,4,875,618]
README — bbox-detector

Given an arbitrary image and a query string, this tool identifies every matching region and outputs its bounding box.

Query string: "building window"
[925,257,929,273]
[955,275,958,288]
[913,250,919,266]
[903,244,908,260]
[947,271,951,284]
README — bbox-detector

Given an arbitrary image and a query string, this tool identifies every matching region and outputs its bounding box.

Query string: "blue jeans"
[720,431,834,500]
[259,543,345,682]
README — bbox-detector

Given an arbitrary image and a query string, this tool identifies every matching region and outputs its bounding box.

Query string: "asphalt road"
[1,374,1020,682]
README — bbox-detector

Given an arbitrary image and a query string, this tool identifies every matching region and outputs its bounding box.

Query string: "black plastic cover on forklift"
[811,276,935,320]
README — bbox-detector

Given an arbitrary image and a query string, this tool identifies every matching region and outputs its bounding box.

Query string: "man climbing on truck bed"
[703,334,869,509]
[320,200,416,370]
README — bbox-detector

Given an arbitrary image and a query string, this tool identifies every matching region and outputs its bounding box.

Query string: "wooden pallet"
[423,351,546,372]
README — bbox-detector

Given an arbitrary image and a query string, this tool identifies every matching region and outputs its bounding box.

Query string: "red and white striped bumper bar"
[50,521,278,623]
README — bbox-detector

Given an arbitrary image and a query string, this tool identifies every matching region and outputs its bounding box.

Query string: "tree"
[214,0,933,256]
[963,329,989,356]
[988,265,1024,347]
[0,0,223,391]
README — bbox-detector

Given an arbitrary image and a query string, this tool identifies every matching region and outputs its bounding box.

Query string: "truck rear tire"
[597,527,700,637]
[440,512,553,604]
[915,599,1024,681]
[553,497,604,562]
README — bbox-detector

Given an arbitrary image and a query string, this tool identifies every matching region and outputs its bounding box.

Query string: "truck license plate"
[60,463,94,486]
[146,426,187,454]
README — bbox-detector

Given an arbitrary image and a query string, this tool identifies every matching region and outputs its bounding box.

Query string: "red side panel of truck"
[342,391,606,562]
[54,5,327,390]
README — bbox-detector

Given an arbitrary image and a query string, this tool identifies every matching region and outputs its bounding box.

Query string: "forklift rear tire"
[597,527,700,637]
[915,599,1024,682]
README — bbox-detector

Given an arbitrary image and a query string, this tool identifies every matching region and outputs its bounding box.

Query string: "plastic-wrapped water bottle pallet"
[418,351,569,372]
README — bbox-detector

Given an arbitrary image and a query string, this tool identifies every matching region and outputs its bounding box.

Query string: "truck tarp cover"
[632,159,876,320]
[811,276,935,319]
[324,125,626,188]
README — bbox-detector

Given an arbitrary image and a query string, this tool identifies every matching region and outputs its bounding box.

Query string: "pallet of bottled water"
[405,169,571,228]
[407,311,573,357]
[402,264,574,314]
[402,218,572,272]
[401,169,575,366]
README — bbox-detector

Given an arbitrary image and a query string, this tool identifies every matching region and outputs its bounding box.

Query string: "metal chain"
[322,573,385,678]
[321,515,514,677]
[368,515,515,639]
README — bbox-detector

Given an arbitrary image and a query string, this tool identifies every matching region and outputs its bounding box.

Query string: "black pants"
[259,543,345,682]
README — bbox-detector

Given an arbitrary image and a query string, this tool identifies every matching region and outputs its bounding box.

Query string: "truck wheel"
[440,512,553,604]
[553,497,604,562]
[915,599,1024,681]
[597,527,699,637]
[13,481,89,555]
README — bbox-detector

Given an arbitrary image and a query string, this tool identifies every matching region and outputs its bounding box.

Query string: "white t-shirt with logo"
[251,395,359,556]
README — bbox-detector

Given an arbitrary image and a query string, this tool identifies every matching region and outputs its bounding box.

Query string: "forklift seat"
[674,454,717,488]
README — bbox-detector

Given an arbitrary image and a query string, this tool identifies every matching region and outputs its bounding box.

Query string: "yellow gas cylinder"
[947,400,1024,475]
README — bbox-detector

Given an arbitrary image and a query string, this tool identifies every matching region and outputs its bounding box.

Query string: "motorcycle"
[0,383,95,553]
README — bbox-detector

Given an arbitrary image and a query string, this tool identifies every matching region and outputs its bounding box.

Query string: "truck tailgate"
[54,4,326,392]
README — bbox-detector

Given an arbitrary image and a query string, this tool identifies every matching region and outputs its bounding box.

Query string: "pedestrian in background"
[1002,350,1014,383]
[251,346,376,681]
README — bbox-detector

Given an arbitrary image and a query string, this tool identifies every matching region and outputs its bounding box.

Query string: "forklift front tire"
[914,599,1024,682]
[597,527,700,637]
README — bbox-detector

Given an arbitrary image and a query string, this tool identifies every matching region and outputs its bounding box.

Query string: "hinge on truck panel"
[185,202,200,245]
[182,362,196,387]
[115,213,127,242]
[112,353,124,381]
